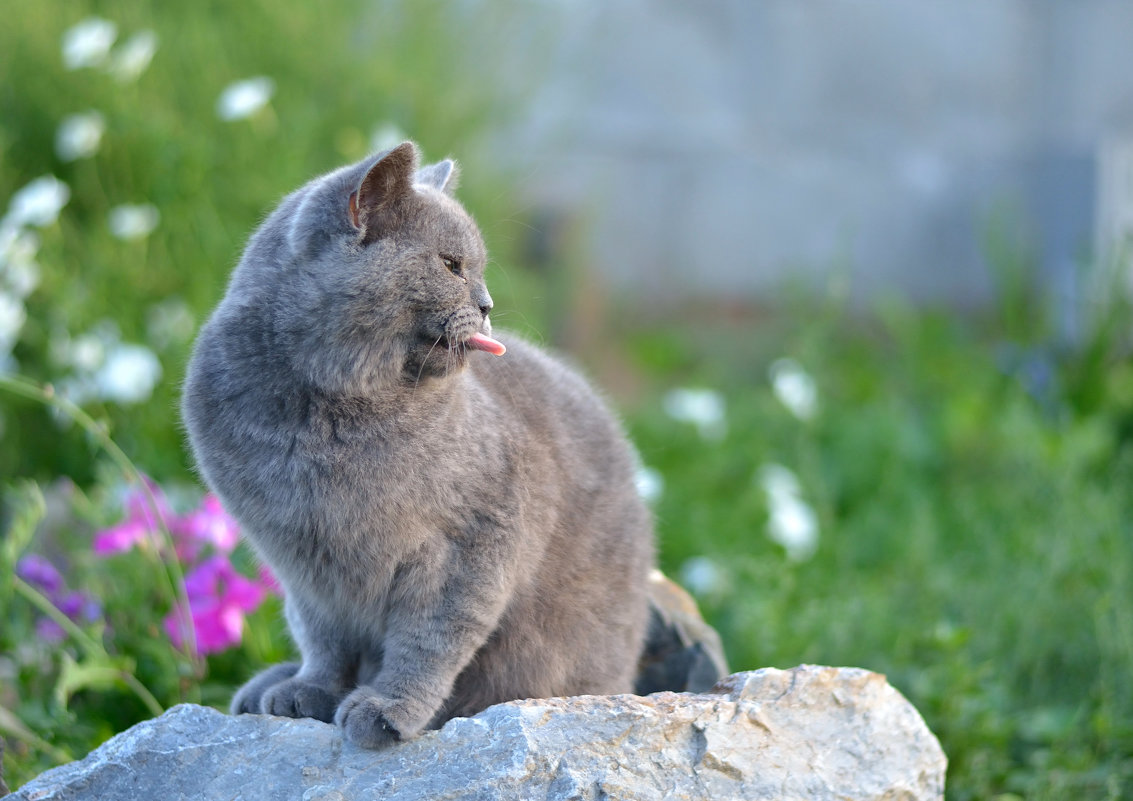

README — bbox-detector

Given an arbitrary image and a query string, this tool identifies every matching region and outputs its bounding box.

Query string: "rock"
[10,665,946,801]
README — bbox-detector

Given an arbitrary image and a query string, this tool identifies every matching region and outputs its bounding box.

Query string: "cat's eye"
[442,256,465,280]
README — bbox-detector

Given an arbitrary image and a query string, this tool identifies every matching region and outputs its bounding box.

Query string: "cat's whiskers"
[449,338,465,374]
[413,333,446,392]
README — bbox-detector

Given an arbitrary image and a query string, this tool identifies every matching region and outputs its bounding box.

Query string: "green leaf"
[0,480,47,595]
[53,652,138,710]
[0,703,72,764]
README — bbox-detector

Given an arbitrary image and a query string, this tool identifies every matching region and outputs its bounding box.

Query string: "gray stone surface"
[11,665,946,801]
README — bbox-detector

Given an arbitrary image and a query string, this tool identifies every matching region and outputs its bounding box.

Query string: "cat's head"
[254,142,504,393]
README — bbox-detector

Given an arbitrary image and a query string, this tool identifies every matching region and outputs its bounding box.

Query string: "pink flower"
[95,481,243,560]
[92,518,155,554]
[258,564,282,596]
[94,478,267,654]
[163,555,266,655]
[171,494,240,553]
[93,479,172,555]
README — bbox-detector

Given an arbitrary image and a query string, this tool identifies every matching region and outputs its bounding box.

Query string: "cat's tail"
[633,571,729,696]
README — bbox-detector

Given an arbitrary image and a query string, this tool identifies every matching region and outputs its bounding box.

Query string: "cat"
[181,142,655,748]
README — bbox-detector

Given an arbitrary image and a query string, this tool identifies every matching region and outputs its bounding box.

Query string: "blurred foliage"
[0,0,549,485]
[2,2,1133,800]
[621,281,1133,800]
[1,474,292,784]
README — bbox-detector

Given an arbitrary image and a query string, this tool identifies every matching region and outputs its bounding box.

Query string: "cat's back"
[469,333,632,466]
[465,331,649,562]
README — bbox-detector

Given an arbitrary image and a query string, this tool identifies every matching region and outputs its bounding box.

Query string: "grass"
[615,294,1133,800]
[2,2,1132,798]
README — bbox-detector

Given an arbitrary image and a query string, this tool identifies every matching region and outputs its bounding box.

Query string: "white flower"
[62,18,118,70]
[108,30,157,82]
[679,556,728,598]
[68,332,108,372]
[634,465,664,504]
[663,387,726,440]
[0,227,41,298]
[108,204,160,240]
[769,357,818,421]
[216,77,275,121]
[4,258,40,300]
[0,290,26,354]
[371,122,407,153]
[0,223,19,259]
[94,343,162,404]
[6,176,71,228]
[758,463,819,561]
[146,298,195,350]
[56,111,106,162]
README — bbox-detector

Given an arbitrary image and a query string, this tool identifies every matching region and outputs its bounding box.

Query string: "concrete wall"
[488,0,1133,309]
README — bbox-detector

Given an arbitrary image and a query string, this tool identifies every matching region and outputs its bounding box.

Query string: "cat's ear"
[349,142,420,235]
[414,160,459,195]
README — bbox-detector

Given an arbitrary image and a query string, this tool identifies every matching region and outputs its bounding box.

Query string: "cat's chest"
[278,399,500,523]
[290,407,466,485]
[240,389,513,567]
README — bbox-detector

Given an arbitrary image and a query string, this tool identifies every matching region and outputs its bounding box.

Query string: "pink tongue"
[466,332,507,356]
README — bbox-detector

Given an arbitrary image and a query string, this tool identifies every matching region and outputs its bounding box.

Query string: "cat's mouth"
[463,332,506,356]
[422,331,507,359]
[422,310,506,366]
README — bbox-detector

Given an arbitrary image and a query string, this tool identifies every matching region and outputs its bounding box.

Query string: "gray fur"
[182,142,654,748]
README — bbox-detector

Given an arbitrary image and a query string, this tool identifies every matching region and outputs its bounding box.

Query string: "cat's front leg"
[335,547,511,748]
[254,595,359,723]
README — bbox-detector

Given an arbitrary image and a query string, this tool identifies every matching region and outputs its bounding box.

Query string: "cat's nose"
[476,289,494,319]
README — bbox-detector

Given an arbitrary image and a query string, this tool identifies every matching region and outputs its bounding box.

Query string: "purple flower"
[93,478,172,555]
[56,590,102,623]
[16,554,64,594]
[16,554,103,643]
[164,555,266,655]
[35,618,66,643]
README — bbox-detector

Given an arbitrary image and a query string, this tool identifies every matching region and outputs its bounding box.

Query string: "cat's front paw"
[260,677,341,723]
[231,662,300,715]
[335,688,429,749]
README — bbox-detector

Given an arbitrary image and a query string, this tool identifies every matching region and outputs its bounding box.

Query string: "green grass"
[2,2,1132,798]
[618,296,1133,800]
[0,0,549,485]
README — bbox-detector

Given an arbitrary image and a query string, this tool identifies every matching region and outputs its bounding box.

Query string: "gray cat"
[181,142,654,748]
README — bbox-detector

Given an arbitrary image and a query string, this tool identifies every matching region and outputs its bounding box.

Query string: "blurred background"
[2,2,1132,799]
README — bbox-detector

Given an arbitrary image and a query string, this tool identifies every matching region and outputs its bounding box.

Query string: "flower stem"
[13,577,103,660]
[13,577,165,717]
[119,672,164,718]
[0,373,202,669]
[0,704,72,765]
